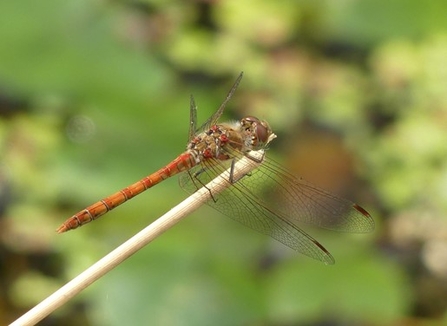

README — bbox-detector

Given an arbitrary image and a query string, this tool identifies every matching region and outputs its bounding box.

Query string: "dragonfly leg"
[187,169,203,191]
[228,158,251,184]
[190,168,218,203]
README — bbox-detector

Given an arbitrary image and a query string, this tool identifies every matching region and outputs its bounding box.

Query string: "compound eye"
[255,121,271,144]
[243,116,260,123]
[241,116,274,148]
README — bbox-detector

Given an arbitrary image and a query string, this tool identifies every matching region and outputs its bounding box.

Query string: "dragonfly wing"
[194,73,244,134]
[179,157,335,264]
[254,158,375,233]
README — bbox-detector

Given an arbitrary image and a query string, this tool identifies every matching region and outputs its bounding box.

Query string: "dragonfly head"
[240,116,277,150]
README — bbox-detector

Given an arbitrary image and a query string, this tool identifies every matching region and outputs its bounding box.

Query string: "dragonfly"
[57,72,374,264]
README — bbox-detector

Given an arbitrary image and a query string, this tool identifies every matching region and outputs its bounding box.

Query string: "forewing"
[254,158,375,233]
[193,73,244,135]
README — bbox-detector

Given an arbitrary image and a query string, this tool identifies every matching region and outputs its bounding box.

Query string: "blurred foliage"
[1,0,447,325]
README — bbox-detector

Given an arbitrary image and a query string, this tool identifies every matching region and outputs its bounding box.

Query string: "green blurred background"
[1,0,447,325]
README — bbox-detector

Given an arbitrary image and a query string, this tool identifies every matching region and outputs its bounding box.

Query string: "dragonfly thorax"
[186,116,276,165]
[186,123,244,163]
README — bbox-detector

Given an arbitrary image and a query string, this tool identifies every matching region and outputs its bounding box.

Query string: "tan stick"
[9,152,263,326]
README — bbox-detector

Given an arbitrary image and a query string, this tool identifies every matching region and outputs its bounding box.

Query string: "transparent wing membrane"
[180,150,373,264]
